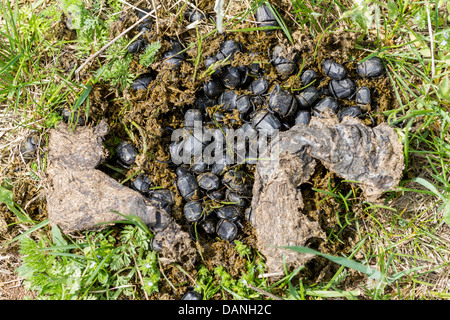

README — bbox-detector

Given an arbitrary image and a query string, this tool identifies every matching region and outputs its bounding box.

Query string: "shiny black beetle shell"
[184,109,203,129]
[271,44,297,78]
[249,77,269,95]
[356,86,371,105]
[131,174,152,194]
[184,9,206,22]
[176,170,200,200]
[116,141,138,168]
[221,66,249,89]
[329,78,356,99]
[162,40,185,67]
[127,39,147,54]
[183,201,203,222]
[181,290,202,300]
[203,77,224,98]
[216,205,242,222]
[312,96,339,117]
[197,172,221,191]
[295,86,320,109]
[294,110,311,125]
[255,4,278,28]
[20,136,39,159]
[268,90,298,118]
[301,69,318,86]
[218,90,237,111]
[62,108,86,126]
[338,106,363,121]
[216,40,243,61]
[322,59,347,80]
[132,76,152,91]
[216,219,238,241]
[251,109,281,135]
[356,56,385,78]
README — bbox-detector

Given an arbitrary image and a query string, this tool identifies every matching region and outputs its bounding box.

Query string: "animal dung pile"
[50,3,404,277]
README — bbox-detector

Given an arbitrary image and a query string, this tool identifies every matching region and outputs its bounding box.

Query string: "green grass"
[1,0,450,300]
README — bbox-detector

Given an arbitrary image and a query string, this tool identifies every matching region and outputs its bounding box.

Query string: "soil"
[0,0,400,300]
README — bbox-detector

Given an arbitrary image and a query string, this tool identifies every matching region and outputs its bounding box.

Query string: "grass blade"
[281,246,383,280]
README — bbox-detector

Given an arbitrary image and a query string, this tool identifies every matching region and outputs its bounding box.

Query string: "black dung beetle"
[356,86,371,105]
[135,7,152,31]
[221,66,249,89]
[356,56,385,78]
[251,108,281,135]
[216,219,238,241]
[181,290,202,300]
[127,39,148,54]
[131,174,152,194]
[176,169,200,201]
[197,172,221,191]
[203,77,224,98]
[329,78,356,99]
[236,95,252,114]
[148,189,175,207]
[216,39,243,61]
[162,40,185,67]
[184,109,203,129]
[150,238,162,252]
[301,69,318,86]
[132,75,153,91]
[222,170,249,195]
[294,110,311,125]
[338,106,363,121]
[211,161,227,176]
[20,136,38,160]
[62,108,86,126]
[255,4,278,29]
[204,55,221,75]
[116,141,138,168]
[216,205,242,222]
[183,200,203,222]
[191,161,208,174]
[322,59,347,80]
[271,44,297,78]
[295,86,320,109]
[211,110,225,123]
[182,130,205,156]
[249,77,269,95]
[207,189,225,201]
[184,8,206,22]
[268,90,298,118]
[225,190,248,207]
[169,140,185,161]
[312,96,339,117]
[218,90,237,111]
[195,96,217,113]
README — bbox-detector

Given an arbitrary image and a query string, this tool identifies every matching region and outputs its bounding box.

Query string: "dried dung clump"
[46,120,197,268]
[251,113,404,273]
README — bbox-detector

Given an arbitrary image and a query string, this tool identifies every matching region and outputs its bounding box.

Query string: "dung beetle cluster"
[175,161,252,242]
